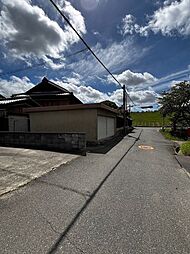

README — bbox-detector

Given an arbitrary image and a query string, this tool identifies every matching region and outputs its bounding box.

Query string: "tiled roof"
[0,98,27,105]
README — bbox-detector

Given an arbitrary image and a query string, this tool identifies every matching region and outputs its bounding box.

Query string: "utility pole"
[123,85,126,135]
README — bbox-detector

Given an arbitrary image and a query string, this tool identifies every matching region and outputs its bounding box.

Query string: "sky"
[0,0,190,111]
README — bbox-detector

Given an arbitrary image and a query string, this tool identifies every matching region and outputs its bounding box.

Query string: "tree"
[101,100,118,109]
[159,81,190,131]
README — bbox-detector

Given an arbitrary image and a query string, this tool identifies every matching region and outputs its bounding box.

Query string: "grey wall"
[29,109,97,142]
[0,132,86,155]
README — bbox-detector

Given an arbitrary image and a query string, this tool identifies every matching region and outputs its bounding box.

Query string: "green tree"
[159,81,190,131]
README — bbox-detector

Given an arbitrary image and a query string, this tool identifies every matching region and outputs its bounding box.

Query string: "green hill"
[131,111,171,127]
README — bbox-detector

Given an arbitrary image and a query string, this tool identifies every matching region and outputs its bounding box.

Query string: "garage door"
[97,116,115,140]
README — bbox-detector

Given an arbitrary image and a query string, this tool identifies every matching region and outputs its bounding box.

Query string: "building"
[0,77,82,131]
[0,77,125,145]
[24,103,120,143]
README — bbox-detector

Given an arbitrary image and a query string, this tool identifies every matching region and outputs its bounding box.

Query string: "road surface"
[0,128,189,253]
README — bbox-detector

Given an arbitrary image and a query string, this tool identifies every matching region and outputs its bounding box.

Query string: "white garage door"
[98,116,115,140]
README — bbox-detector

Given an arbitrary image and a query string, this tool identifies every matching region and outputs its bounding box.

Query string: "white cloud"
[0,74,159,106]
[129,89,159,105]
[121,0,190,37]
[149,0,190,36]
[0,76,34,97]
[108,70,157,87]
[121,15,149,37]
[53,79,109,103]
[108,88,159,106]
[69,39,147,79]
[54,78,159,106]
[147,66,190,90]
[0,0,86,61]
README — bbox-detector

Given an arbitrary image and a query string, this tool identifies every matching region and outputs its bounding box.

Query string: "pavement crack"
[35,209,61,235]
[65,236,87,254]
[37,180,90,200]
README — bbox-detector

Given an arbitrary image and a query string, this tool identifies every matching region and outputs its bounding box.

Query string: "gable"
[25,77,70,95]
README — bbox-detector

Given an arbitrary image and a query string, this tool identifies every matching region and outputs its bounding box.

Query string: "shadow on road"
[86,135,124,154]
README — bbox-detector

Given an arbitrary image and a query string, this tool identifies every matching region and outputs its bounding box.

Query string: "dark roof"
[0,98,28,105]
[0,94,6,100]
[9,77,82,104]
[25,77,70,95]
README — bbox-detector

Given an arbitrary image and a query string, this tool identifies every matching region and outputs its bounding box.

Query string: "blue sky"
[0,0,190,110]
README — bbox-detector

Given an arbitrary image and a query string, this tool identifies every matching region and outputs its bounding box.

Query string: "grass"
[180,142,190,156]
[131,111,171,127]
[160,129,186,141]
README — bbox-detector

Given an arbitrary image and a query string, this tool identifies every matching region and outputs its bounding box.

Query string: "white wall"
[97,116,115,140]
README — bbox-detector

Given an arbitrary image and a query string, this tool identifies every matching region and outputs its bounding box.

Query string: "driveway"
[0,128,189,253]
[0,146,79,196]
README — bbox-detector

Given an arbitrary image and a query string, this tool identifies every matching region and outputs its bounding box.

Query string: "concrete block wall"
[0,132,86,155]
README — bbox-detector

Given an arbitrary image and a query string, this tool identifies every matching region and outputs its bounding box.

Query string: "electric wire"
[49,0,136,106]
[0,48,89,78]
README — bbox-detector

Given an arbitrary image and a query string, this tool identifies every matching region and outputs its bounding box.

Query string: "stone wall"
[0,132,86,155]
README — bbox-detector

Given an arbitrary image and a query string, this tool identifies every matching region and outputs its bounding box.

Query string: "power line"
[49,0,136,106]
[0,48,89,78]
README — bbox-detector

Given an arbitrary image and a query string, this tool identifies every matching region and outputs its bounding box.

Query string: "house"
[17,77,82,107]
[24,103,120,143]
[0,77,82,131]
[0,77,125,146]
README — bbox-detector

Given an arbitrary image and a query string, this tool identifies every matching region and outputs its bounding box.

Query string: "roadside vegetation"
[159,81,190,131]
[131,111,171,127]
[160,128,186,141]
[180,142,190,156]
[159,81,190,156]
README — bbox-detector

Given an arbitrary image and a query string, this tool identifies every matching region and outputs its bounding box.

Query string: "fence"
[133,121,171,127]
[0,132,86,155]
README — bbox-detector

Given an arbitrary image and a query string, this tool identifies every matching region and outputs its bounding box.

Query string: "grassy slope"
[180,142,190,156]
[131,111,171,127]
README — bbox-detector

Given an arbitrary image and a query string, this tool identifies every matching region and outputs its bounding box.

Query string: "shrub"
[180,142,190,156]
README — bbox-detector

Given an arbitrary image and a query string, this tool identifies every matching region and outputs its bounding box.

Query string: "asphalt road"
[0,128,190,253]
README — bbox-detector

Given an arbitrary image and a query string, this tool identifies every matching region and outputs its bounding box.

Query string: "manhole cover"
[138,145,154,150]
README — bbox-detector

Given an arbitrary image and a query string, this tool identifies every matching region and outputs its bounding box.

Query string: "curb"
[175,155,190,179]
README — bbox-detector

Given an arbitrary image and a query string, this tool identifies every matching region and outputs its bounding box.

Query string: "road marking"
[138,145,154,150]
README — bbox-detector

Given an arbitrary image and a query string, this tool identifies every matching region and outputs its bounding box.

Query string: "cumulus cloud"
[108,88,159,106]
[0,74,159,106]
[0,0,86,61]
[0,76,34,97]
[129,89,159,105]
[121,15,149,37]
[53,79,109,103]
[54,78,159,106]
[108,70,157,87]
[121,0,190,37]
